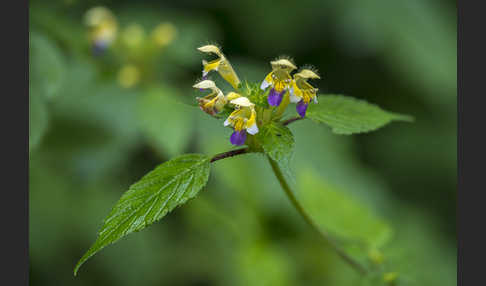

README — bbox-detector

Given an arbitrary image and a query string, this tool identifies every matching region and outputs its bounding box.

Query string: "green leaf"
[29,31,65,99]
[297,170,392,264]
[306,95,413,135]
[137,86,193,156]
[257,122,294,171]
[244,81,270,109]
[74,154,211,275]
[29,90,48,153]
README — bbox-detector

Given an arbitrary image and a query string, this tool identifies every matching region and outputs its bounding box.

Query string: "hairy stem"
[210,148,250,163]
[267,156,368,275]
[282,116,303,126]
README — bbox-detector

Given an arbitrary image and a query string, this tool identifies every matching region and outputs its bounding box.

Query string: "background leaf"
[137,86,194,157]
[43,82,141,181]
[307,95,413,135]
[29,91,48,153]
[29,31,65,99]
[296,169,392,265]
[74,154,211,275]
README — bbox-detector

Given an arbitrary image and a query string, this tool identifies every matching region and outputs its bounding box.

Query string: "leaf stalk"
[210,148,250,163]
[282,116,303,126]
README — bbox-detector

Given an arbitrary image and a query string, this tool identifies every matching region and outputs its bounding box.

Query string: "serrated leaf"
[297,170,392,264]
[257,122,294,171]
[29,31,65,99]
[137,86,193,156]
[29,90,48,153]
[74,154,211,275]
[306,95,413,135]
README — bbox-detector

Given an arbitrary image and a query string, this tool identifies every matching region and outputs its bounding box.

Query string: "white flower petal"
[314,96,318,104]
[223,118,231,126]
[289,91,301,103]
[193,80,216,89]
[197,45,222,56]
[247,123,259,135]
[260,80,271,90]
[230,96,253,107]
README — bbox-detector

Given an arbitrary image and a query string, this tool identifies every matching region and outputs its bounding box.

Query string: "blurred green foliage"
[29,0,456,285]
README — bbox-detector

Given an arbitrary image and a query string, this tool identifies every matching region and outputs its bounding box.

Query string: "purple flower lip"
[230,130,247,146]
[268,88,285,106]
[296,101,309,117]
[92,41,109,56]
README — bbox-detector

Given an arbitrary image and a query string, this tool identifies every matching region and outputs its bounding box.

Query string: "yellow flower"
[197,45,241,90]
[193,80,227,116]
[151,22,177,47]
[290,69,320,104]
[195,46,259,145]
[289,69,320,117]
[84,7,118,54]
[224,97,259,145]
[261,58,297,106]
[225,91,241,101]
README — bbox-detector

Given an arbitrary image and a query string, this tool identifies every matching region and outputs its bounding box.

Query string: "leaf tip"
[73,262,81,277]
[73,249,92,277]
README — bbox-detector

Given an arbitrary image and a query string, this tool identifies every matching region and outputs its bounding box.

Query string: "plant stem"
[282,116,303,126]
[210,148,250,163]
[267,156,368,275]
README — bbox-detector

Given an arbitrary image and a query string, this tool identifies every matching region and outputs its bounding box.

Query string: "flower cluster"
[84,7,118,55]
[193,44,320,146]
[261,58,320,117]
[84,7,177,59]
[193,79,258,146]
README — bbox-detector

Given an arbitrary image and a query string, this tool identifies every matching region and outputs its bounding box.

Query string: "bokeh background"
[29,0,457,285]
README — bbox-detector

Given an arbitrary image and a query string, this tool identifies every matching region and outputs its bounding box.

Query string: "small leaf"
[74,154,211,275]
[257,122,294,170]
[307,95,413,135]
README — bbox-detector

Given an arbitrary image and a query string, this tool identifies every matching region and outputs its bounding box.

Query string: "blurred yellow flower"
[383,272,399,283]
[151,22,177,47]
[118,65,140,88]
[84,6,118,54]
[121,23,146,48]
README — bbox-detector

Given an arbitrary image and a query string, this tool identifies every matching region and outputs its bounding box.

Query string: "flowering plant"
[74,44,412,283]
[194,45,321,147]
